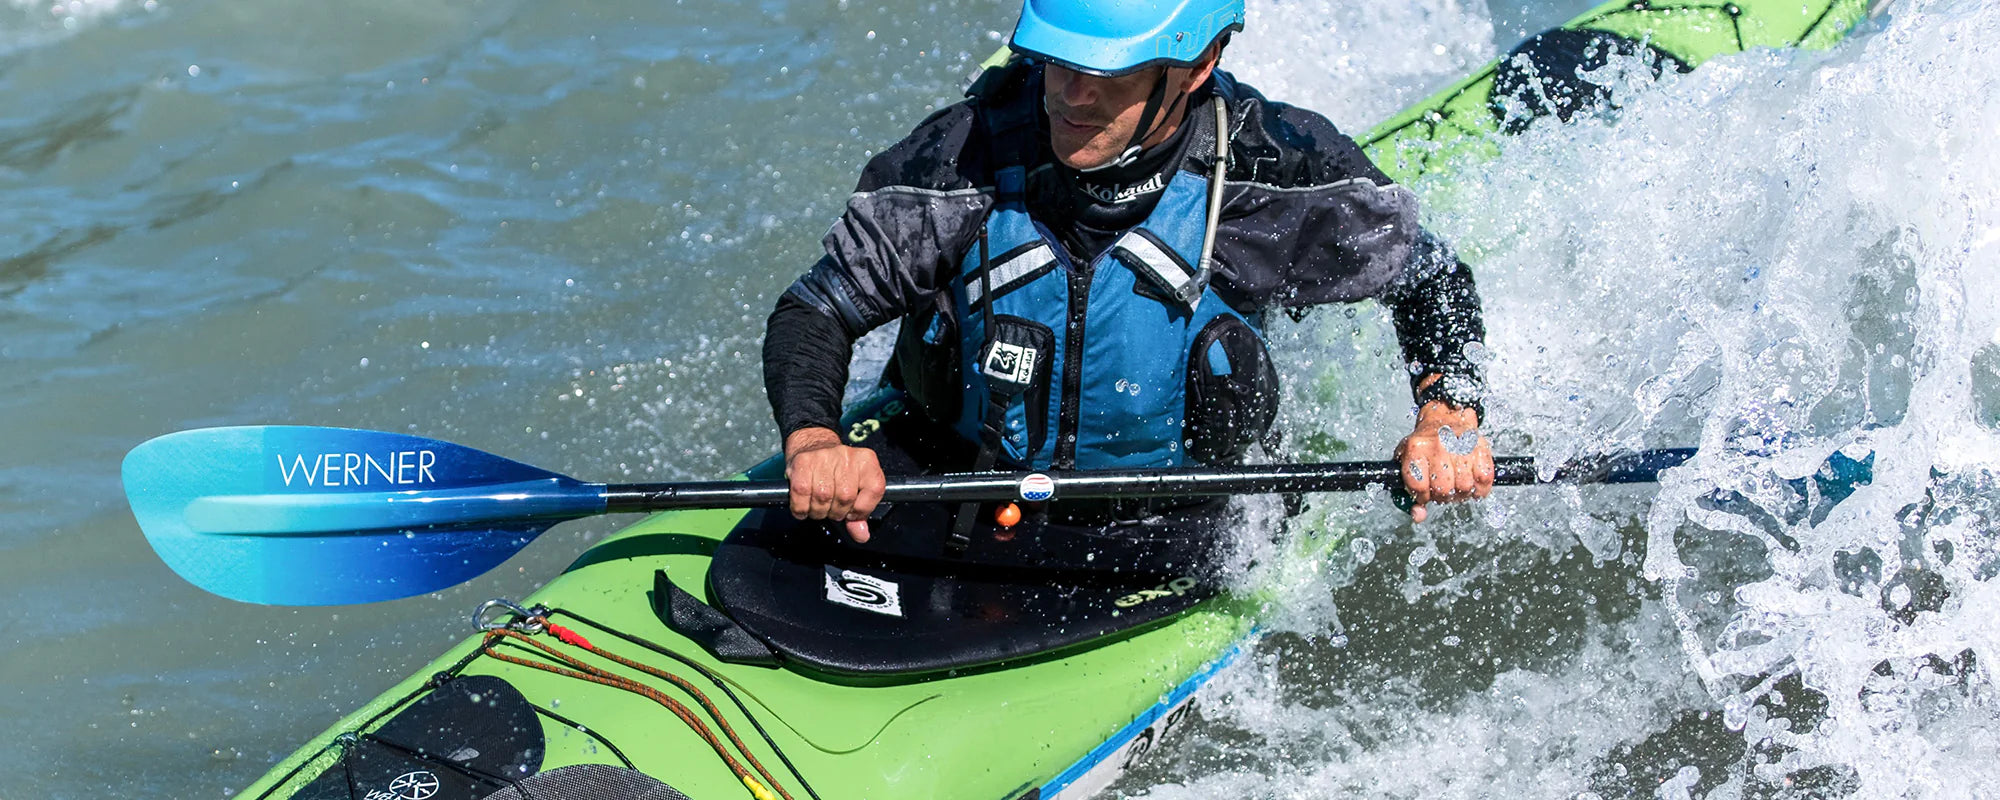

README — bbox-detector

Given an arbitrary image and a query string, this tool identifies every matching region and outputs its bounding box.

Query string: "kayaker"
[764,0,1493,541]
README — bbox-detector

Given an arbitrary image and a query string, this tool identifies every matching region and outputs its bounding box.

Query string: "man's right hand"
[783,427,887,543]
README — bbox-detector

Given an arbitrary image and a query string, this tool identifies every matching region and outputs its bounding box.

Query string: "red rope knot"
[547,622,593,649]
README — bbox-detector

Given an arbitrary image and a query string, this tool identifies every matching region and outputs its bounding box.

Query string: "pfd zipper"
[1034,220,1091,470]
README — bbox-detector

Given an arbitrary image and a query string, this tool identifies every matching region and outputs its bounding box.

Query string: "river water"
[3,0,1995,797]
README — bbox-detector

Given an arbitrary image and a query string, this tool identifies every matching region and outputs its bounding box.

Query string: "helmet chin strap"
[1074,67,1187,173]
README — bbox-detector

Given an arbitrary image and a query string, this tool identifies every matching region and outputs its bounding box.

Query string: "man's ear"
[1177,45,1221,94]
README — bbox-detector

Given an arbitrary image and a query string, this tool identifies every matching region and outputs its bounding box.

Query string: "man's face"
[1043,61,1205,171]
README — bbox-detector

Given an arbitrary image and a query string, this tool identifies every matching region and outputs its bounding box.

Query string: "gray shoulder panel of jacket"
[1215,176,1420,307]
[812,183,995,332]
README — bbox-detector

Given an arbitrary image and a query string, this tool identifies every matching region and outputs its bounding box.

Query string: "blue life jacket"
[892,63,1279,471]
[947,162,1258,470]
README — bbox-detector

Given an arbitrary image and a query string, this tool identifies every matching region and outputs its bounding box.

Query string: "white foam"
[1174,0,2000,795]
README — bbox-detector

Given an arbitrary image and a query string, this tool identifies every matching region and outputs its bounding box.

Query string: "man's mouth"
[1049,107,1105,135]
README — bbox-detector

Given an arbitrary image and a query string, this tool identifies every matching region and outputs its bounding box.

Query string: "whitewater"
[0,0,1994,797]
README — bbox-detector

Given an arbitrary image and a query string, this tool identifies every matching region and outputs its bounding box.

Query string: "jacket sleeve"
[763,283,866,438]
[763,103,994,439]
[1376,230,1488,407]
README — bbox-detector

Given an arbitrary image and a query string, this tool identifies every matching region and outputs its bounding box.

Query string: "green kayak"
[234,2,1877,798]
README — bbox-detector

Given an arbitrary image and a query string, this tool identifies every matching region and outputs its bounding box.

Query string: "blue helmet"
[1009,0,1245,77]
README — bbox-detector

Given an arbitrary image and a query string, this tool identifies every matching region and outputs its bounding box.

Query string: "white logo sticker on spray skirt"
[824,567,903,617]
[366,771,440,800]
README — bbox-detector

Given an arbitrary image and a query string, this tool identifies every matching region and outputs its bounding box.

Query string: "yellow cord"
[743,776,777,800]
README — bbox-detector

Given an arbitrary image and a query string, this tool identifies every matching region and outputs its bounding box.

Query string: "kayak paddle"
[122,425,1696,605]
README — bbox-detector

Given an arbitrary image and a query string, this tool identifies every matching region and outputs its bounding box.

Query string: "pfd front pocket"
[975,314,1055,463]
[890,293,962,423]
[1184,314,1279,464]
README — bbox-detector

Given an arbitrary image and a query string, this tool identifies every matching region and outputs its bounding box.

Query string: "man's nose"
[1052,66,1098,107]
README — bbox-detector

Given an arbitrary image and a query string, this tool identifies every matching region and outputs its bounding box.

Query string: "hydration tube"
[1197,97,1228,275]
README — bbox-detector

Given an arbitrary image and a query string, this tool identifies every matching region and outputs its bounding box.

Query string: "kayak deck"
[239,465,1256,800]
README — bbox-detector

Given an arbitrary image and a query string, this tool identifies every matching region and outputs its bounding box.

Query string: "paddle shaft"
[601,448,1696,513]
[124,424,1704,604]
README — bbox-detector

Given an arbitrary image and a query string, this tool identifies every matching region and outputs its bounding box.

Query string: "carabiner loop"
[472,598,547,634]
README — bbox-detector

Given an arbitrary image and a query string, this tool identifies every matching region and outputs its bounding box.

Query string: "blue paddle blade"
[122,426,607,605]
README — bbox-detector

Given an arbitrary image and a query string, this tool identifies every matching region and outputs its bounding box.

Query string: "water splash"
[1139,0,2000,796]
[1234,0,1498,127]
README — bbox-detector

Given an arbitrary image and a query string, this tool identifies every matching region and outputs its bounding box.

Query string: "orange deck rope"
[482,628,794,800]
[536,621,792,799]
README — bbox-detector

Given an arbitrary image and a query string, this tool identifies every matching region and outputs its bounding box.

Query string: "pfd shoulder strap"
[949,57,1047,556]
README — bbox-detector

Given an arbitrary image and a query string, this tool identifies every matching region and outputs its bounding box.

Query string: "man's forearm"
[763,293,859,439]
[1382,232,1487,405]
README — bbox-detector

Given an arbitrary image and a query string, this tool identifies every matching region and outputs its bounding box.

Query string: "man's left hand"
[1395,400,1494,523]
